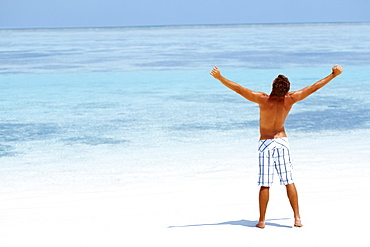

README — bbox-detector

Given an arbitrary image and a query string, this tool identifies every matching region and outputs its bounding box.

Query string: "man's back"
[258,94,294,140]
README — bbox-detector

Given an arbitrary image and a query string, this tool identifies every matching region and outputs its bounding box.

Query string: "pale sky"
[1,0,369,29]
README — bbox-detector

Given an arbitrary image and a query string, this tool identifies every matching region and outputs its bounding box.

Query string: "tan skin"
[210,65,343,228]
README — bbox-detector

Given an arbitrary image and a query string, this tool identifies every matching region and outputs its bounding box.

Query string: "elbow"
[233,85,244,95]
[234,88,242,95]
[311,88,319,94]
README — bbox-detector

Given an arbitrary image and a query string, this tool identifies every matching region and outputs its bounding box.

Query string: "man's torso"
[258,94,294,140]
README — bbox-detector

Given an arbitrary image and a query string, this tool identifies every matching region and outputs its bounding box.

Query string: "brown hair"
[272,75,290,97]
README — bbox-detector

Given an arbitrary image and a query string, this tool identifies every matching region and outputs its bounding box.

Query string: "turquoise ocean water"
[0,23,369,192]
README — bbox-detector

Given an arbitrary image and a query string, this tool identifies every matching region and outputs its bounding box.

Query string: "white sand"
[0,130,369,247]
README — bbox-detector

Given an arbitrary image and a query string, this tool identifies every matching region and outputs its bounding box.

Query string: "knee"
[260,186,270,191]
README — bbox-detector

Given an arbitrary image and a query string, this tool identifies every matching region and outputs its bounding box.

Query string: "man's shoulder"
[285,92,297,101]
[286,92,296,96]
[256,92,269,98]
[283,92,298,105]
[255,92,270,104]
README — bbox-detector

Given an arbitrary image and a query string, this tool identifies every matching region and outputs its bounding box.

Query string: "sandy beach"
[0,129,368,247]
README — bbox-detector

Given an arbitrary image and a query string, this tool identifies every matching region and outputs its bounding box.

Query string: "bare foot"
[294,218,303,227]
[256,221,265,228]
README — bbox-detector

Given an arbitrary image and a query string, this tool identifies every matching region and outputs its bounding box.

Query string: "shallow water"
[0,23,369,193]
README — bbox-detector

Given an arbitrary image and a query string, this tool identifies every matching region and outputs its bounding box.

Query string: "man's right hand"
[332,65,343,77]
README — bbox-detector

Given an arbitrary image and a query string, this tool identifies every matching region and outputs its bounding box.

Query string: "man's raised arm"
[290,65,343,103]
[210,66,267,103]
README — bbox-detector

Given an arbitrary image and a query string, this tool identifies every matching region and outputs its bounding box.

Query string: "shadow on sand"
[168,218,292,229]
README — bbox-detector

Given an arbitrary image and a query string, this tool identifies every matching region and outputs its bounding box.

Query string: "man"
[210,65,343,228]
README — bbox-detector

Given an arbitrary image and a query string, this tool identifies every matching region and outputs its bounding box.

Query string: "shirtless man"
[210,65,343,228]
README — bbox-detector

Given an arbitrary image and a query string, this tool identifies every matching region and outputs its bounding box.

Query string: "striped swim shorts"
[258,137,294,187]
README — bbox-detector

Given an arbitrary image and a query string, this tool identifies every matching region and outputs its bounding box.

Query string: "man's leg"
[256,186,270,228]
[286,183,303,227]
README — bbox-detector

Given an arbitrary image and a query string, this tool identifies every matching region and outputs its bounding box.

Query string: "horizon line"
[1,21,369,31]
